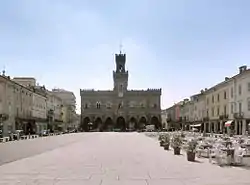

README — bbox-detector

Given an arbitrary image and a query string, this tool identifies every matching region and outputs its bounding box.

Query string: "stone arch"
[129,117,137,130]
[81,117,91,131]
[94,117,102,131]
[151,116,161,130]
[26,122,36,135]
[138,116,147,129]
[103,117,113,131]
[116,116,126,131]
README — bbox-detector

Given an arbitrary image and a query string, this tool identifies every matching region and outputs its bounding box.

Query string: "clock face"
[118,92,123,97]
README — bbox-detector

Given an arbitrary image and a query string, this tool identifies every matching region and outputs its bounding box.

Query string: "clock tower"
[113,51,128,97]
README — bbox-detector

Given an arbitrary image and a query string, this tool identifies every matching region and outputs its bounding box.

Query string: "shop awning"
[225,120,233,127]
[190,124,201,127]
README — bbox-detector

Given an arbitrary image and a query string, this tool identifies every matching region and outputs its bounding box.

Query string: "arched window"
[96,101,101,109]
[119,84,123,92]
[106,102,111,109]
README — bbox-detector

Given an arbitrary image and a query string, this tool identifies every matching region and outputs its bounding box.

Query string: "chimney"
[239,65,247,73]
[204,88,207,91]
[200,90,204,93]
[225,77,229,81]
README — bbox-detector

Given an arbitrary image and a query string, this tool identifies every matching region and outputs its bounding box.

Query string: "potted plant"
[163,134,170,150]
[186,139,198,161]
[159,134,165,147]
[171,134,182,155]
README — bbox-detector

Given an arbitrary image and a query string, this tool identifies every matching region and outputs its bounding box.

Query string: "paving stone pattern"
[0,132,250,185]
[0,133,89,166]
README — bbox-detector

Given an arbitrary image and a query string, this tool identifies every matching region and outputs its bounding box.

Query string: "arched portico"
[151,116,161,130]
[80,117,91,131]
[103,117,113,131]
[25,122,36,135]
[138,116,147,129]
[116,116,126,131]
[129,117,137,131]
[94,117,102,131]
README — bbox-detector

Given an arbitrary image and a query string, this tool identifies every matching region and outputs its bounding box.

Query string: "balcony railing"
[234,112,244,119]
[0,114,9,122]
[219,114,229,120]
[203,117,209,121]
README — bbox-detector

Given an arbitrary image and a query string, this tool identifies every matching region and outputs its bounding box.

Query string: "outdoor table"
[241,144,250,157]
[221,148,235,165]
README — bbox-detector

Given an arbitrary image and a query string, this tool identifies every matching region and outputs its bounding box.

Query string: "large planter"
[164,143,170,150]
[187,151,196,161]
[160,140,164,147]
[174,147,181,155]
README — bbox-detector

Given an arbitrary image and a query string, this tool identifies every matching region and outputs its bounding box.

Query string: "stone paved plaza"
[0,133,250,185]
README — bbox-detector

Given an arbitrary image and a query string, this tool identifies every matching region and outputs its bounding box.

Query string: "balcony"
[234,112,244,119]
[219,114,229,120]
[0,114,9,122]
[203,117,209,121]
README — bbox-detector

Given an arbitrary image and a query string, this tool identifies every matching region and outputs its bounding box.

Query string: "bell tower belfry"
[113,48,128,97]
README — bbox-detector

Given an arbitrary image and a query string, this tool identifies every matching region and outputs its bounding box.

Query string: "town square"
[1,0,250,185]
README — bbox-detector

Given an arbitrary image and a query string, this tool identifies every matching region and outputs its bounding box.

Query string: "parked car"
[13,130,24,140]
[40,130,49,137]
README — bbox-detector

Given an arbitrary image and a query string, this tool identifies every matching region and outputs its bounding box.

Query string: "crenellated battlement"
[128,88,161,92]
[80,89,115,97]
[80,89,95,92]
[80,89,114,92]
[126,88,162,96]
[115,53,126,57]
[147,88,162,92]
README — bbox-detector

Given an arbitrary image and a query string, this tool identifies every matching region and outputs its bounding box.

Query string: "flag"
[117,102,122,114]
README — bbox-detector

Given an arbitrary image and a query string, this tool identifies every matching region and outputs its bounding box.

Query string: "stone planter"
[187,151,196,161]
[164,143,170,150]
[174,147,181,155]
[160,140,164,147]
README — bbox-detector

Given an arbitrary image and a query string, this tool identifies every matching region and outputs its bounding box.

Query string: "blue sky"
[0,0,250,112]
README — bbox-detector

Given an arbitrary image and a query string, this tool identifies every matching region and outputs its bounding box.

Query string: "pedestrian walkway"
[0,132,249,184]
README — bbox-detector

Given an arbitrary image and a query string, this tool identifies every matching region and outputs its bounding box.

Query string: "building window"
[248,82,250,92]
[212,95,214,103]
[231,103,234,114]
[217,106,220,116]
[84,103,88,109]
[217,94,220,102]
[224,105,227,115]
[119,84,123,92]
[206,98,209,105]
[239,102,242,113]
[224,91,227,99]
[211,107,214,117]
[106,102,111,109]
[96,102,101,109]
[153,104,157,108]
[248,99,250,111]
[239,85,242,95]
[231,87,233,98]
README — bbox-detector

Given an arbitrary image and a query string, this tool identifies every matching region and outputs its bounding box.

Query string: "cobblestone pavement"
[0,132,250,185]
[0,133,88,166]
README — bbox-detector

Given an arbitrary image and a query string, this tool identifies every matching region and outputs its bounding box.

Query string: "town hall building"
[80,52,162,131]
